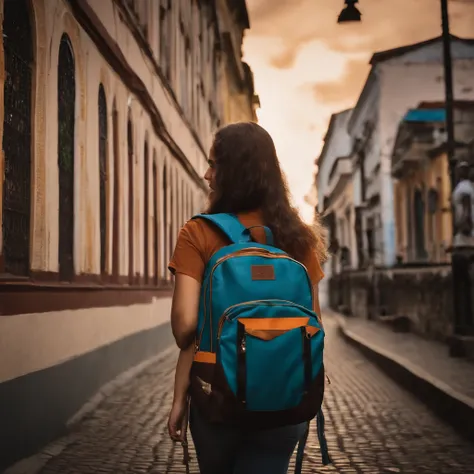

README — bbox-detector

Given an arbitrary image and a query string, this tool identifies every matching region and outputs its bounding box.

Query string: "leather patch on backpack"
[251,265,275,281]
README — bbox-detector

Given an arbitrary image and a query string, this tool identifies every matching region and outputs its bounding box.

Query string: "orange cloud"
[312,58,370,105]
[270,48,299,69]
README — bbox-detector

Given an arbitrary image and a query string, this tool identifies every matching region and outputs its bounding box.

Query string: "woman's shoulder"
[179,216,225,249]
[181,217,204,234]
[179,217,210,244]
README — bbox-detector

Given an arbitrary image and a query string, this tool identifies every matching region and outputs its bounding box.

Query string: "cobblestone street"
[35,316,474,474]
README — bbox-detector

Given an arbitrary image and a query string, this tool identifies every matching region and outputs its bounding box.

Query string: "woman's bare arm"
[170,273,201,404]
[170,273,201,350]
[172,345,194,405]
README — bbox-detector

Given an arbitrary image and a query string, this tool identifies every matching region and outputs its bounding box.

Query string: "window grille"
[127,118,134,282]
[98,85,108,275]
[2,0,33,276]
[144,141,149,283]
[57,35,75,281]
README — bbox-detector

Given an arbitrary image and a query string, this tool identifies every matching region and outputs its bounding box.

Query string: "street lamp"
[337,0,471,356]
[337,0,362,23]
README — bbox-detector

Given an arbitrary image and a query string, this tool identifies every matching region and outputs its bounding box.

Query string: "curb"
[334,313,474,444]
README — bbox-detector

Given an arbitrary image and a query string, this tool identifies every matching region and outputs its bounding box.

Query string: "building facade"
[392,102,474,264]
[0,0,258,470]
[216,0,260,123]
[349,35,474,268]
[314,108,353,307]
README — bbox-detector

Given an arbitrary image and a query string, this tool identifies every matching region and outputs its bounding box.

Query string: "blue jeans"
[189,404,307,474]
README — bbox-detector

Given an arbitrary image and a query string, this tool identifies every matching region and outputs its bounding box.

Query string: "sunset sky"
[242,0,474,222]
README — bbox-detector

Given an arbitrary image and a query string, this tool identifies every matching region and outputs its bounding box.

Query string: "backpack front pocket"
[217,300,323,412]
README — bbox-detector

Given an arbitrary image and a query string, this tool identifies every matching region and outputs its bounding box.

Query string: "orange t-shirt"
[168,210,324,286]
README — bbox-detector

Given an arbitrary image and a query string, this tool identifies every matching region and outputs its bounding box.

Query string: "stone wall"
[329,265,454,342]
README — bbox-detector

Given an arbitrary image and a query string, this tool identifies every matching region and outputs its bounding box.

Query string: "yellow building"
[393,147,452,264]
[392,102,474,264]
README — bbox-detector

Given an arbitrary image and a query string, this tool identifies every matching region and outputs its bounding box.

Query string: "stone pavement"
[10,316,474,474]
[333,309,474,401]
[333,308,474,442]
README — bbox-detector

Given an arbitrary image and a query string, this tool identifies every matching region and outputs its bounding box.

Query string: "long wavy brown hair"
[206,122,328,264]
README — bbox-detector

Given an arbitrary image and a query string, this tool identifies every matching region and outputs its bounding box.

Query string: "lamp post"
[337,0,472,355]
[440,0,456,194]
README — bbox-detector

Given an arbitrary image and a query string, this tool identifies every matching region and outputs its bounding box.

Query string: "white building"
[349,35,474,267]
[314,108,354,307]
[0,0,258,470]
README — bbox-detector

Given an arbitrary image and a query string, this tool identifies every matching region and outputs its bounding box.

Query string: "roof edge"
[369,34,474,65]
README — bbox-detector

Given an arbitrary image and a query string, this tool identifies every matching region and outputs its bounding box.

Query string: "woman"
[167,122,327,474]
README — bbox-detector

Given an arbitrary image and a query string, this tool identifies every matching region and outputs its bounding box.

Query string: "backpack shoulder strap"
[192,213,252,244]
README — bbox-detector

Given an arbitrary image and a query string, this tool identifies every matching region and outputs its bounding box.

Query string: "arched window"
[144,140,149,283]
[187,186,192,219]
[176,172,180,233]
[162,163,168,275]
[57,35,75,281]
[112,101,120,279]
[98,84,108,275]
[181,179,186,225]
[169,168,174,264]
[127,116,134,283]
[152,156,158,285]
[2,0,33,276]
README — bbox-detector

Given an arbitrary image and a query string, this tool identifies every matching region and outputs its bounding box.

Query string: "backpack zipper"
[216,299,319,341]
[216,299,268,340]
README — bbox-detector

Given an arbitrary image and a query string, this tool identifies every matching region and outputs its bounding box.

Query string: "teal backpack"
[189,213,331,471]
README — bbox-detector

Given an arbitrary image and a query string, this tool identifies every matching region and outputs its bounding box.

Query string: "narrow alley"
[25,316,474,474]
